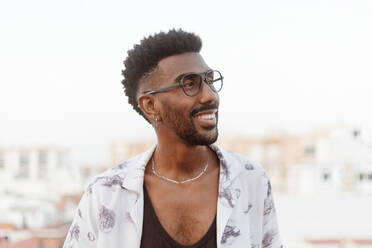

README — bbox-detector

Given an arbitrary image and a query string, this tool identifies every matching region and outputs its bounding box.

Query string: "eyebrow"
[174,73,189,82]
[173,69,212,82]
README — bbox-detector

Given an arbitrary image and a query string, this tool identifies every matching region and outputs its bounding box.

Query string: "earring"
[154,116,159,127]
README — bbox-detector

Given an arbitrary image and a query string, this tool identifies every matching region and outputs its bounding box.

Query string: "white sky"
[1,0,371,165]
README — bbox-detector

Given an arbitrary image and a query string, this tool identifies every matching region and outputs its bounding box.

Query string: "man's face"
[155,52,220,146]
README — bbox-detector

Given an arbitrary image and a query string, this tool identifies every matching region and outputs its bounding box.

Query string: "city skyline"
[1,125,372,247]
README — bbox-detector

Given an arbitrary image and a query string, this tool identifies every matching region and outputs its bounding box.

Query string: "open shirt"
[63,144,283,248]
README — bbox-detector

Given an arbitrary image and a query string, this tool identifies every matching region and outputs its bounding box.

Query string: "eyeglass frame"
[143,69,223,97]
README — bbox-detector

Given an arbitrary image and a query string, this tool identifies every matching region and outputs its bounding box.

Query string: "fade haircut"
[121,29,202,122]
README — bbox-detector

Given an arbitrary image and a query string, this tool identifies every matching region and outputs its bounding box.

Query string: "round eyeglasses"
[144,70,223,97]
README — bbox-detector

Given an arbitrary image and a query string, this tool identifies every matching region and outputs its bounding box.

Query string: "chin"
[176,119,219,146]
[181,130,218,146]
[195,128,219,146]
[200,124,217,131]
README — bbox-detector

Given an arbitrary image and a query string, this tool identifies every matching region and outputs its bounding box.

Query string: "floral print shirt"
[63,144,283,248]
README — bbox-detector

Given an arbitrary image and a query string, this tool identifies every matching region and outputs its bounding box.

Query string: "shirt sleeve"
[261,179,283,248]
[63,189,99,248]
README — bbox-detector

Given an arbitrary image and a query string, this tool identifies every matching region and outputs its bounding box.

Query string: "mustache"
[190,104,219,116]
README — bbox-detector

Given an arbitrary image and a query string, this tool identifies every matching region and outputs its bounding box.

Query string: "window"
[323,173,330,181]
[359,174,364,181]
[57,151,67,167]
[0,153,4,169]
[304,145,315,156]
[358,173,372,182]
[38,150,48,179]
[16,151,30,179]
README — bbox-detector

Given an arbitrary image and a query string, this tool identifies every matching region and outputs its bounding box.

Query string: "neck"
[153,134,211,179]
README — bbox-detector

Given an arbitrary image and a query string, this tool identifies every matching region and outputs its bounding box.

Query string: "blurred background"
[1,0,372,247]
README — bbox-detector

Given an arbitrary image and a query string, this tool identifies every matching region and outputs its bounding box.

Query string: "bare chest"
[151,189,217,245]
[144,153,220,245]
[144,174,218,245]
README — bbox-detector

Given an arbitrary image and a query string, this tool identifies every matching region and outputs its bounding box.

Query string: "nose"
[198,79,219,105]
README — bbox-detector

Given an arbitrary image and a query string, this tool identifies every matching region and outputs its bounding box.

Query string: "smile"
[196,113,216,120]
[193,109,217,127]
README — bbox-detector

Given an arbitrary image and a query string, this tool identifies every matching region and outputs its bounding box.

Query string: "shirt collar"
[210,144,243,186]
[120,145,156,193]
[120,144,243,193]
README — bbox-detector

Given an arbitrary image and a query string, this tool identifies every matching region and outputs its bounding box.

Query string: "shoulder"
[84,148,152,196]
[213,145,269,188]
[214,145,266,173]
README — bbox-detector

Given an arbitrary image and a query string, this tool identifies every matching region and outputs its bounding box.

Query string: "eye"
[183,80,196,89]
[182,74,200,90]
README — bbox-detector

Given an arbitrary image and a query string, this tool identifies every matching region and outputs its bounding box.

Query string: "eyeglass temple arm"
[211,76,224,83]
[144,83,180,95]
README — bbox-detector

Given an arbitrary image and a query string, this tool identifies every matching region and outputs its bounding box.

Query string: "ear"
[138,94,160,122]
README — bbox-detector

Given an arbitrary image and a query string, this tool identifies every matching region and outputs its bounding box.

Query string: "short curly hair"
[121,29,202,122]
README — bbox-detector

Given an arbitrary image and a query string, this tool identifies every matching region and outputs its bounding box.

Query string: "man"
[63,29,283,248]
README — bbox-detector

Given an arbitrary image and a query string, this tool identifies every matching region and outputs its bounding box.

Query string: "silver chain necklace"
[151,155,209,184]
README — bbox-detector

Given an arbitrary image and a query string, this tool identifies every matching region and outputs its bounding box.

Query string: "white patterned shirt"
[63,144,283,248]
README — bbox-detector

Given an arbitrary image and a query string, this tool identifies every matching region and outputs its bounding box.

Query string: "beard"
[162,103,219,146]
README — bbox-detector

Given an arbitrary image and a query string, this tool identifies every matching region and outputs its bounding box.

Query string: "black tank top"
[140,186,217,248]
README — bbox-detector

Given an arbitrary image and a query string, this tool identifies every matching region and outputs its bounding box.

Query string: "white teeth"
[196,114,215,120]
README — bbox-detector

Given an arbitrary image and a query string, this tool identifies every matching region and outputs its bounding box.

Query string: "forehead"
[157,52,210,81]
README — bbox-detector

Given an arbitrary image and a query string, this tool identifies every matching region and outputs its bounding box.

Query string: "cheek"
[163,104,195,128]
[214,93,220,104]
[159,97,195,117]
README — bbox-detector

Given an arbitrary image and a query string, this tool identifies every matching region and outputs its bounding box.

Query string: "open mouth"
[193,109,218,128]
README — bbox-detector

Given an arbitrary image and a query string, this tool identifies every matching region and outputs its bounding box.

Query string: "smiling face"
[154,52,220,146]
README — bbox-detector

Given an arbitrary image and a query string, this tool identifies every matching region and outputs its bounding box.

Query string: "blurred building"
[2,126,369,247]
[0,225,69,248]
[0,229,38,248]
[0,145,82,229]
[108,126,372,195]
[219,126,372,195]
[110,140,155,168]
[303,238,372,248]
[287,126,372,196]
[0,145,81,199]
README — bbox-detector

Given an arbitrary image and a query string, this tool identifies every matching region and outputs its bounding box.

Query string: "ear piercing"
[154,116,159,127]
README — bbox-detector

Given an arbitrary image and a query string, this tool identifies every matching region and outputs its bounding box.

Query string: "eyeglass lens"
[181,71,223,96]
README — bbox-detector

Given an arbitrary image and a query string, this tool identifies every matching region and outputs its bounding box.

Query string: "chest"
[145,182,218,245]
